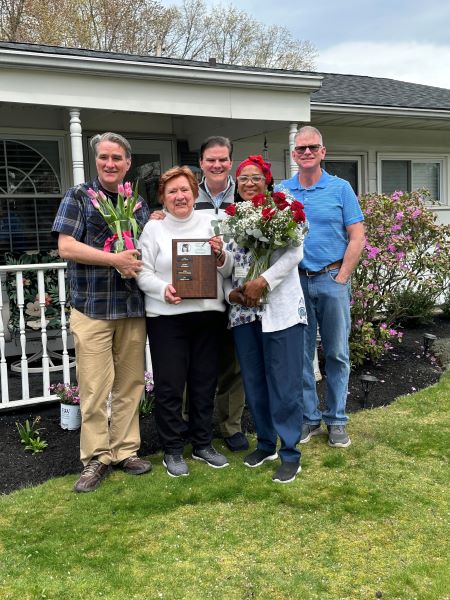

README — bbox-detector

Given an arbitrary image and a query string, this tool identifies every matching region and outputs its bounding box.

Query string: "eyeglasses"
[237,175,265,184]
[294,144,323,154]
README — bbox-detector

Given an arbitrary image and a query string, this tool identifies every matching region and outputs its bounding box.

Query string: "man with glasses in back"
[277,126,365,448]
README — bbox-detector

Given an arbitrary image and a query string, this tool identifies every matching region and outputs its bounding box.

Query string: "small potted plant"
[49,382,81,430]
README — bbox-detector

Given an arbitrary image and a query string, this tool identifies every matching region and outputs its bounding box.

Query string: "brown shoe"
[74,460,111,493]
[120,456,152,475]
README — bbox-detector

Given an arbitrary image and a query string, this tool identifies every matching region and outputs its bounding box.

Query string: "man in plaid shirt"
[53,132,152,492]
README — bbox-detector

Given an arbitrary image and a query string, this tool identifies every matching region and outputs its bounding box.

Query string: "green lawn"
[1,371,449,600]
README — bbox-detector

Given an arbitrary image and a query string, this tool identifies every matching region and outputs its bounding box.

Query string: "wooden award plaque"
[172,239,218,299]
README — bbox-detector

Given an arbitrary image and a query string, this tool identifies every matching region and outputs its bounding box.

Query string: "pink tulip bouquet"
[86,182,142,253]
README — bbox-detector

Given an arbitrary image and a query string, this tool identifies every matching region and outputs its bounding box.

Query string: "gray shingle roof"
[312,72,450,111]
[1,41,450,111]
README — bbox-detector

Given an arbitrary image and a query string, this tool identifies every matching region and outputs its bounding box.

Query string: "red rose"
[290,200,305,212]
[262,206,276,221]
[251,194,266,208]
[225,204,237,216]
[272,191,285,202]
[272,192,289,210]
[292,208,306,223]
[290,200,306,223]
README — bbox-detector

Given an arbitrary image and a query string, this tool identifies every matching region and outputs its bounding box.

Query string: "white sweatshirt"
[137,210,227,317]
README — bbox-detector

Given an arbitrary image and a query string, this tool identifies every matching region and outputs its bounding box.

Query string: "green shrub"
[387,288,436,325]
[441,291,450,318]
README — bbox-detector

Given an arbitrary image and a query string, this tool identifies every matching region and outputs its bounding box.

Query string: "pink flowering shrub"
[351,190,450,365]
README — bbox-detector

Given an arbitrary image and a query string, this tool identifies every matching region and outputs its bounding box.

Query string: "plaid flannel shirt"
[52,178,150,320]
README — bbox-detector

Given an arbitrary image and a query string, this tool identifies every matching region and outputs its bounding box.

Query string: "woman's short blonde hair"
[158,166,199,200]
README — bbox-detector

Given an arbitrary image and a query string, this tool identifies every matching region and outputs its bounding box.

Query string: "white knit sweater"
[137,210,227,317]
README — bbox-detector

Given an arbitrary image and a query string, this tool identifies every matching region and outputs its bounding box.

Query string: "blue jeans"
[300,270,351,426]
[233,320,304,463]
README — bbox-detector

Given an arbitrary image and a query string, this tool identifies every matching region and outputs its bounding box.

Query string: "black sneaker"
[272,462,301,484]
[163,454,189,477]
[224,432,249,452]
[243,449,278,468]
[327,425,351,448]
[300,423,323,444]
[192,445,229,468]
[73,459,111,493]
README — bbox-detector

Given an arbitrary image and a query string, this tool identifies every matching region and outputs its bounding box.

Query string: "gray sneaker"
[300,423,323,444]
[163,454,189,477]
[192,445,229,468]
[327,425,351,448]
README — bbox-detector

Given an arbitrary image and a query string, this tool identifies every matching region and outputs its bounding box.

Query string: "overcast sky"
[166,0,450,89]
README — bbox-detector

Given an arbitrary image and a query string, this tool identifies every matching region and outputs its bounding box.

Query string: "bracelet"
[216,250,223,261]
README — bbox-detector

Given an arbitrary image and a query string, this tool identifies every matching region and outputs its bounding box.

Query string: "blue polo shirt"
[277,169,364,272]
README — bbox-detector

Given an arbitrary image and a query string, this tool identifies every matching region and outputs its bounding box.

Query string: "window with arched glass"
[0,138,63,258]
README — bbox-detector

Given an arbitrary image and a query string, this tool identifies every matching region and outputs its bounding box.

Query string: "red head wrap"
[235,155,272,185]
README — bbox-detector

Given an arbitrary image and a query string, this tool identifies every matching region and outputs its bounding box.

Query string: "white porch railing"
[1,261,152,411]
[0,262,73,409]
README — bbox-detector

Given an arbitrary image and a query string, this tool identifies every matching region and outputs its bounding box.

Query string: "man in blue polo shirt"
[278,126,365,448]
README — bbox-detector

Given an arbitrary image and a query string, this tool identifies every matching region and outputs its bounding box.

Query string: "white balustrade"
[0,261,153,410]
[0,262,73,409]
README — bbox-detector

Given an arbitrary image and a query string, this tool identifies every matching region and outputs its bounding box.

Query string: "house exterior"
[1,40,450,407]
[1,40,450,261]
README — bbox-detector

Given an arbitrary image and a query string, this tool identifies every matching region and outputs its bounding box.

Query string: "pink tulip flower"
[124,182,133,198]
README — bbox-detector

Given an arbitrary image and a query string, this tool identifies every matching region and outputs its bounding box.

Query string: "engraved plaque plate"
[172,239,217,298]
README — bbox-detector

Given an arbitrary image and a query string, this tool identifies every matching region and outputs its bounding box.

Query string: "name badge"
[235,265,249,279]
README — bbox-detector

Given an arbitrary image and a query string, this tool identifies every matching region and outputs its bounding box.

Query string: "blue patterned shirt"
[227,244,263,328]
[52,178,150,320]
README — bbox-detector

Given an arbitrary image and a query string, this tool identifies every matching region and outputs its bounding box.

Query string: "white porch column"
[69,108,85,185]
[289,123,298,176]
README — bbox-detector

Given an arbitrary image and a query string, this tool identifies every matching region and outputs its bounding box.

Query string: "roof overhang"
[311,101,450,131]
[0,47,322,122]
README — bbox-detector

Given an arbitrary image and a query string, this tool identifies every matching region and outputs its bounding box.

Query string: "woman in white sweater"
[137,166,229,477]
[223,155,307,484]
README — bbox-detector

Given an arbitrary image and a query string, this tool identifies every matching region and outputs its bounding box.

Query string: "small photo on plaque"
[172,239,217,299]
[177,241,212,256]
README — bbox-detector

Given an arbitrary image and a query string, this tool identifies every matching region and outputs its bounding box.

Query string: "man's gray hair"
[295,126,323,145]
[90,132,132,159]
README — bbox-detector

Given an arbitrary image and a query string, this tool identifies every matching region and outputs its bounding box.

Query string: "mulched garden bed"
[1,316,449,495]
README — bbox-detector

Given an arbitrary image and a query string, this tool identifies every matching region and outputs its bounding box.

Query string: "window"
[379,156,444,203]
[0,138,63,258]
[323,155,364,195]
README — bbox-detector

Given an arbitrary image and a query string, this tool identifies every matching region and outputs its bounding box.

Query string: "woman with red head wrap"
[222,156,307,484]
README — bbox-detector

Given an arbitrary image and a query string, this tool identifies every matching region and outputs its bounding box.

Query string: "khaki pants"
[70,309,146,466]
